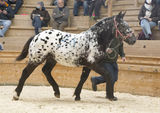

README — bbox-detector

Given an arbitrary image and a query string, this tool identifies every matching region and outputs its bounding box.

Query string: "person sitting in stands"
[0,0,14,37]
[73,0,90,16]
[51,0,67,6]
[6,0,23,14]
[138,0,160,40]
[52,0,69,31]
[89,0,107,20]
[31,1,50,35]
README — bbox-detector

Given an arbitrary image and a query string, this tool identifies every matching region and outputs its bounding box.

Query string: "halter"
[114,17,132,40]
[106,17,132,59]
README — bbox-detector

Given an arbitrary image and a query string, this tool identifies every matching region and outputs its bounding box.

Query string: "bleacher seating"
[0,0,160,97]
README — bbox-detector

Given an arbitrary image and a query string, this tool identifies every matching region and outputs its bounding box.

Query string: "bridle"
[114,17,132,40]
[106,17,132,59]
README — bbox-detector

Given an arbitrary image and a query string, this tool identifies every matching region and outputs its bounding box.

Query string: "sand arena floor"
[0,86,159,113]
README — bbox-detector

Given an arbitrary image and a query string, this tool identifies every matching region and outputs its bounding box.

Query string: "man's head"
[36,1,44,10]
[57,0,64,8]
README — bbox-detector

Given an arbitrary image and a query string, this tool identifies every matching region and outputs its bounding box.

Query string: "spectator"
[91,39,126,101]
[52,0,69,31]
[31,2,50,35]
[138,0,160,40]
[73,0,89,16]
[51,0,67,6]
[0,0,14,37]
[6,0,23,14]
[89,0,107,20]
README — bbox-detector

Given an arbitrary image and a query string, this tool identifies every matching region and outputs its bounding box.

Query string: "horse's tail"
[16,36,34,61]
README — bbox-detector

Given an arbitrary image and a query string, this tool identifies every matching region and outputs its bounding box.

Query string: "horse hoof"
[75,97,81,101]
[106,96,118,101]
[54,93,60,98]
[13,91,19,101]
[13,96,19,101]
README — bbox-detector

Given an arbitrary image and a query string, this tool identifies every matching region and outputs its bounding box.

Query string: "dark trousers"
[32,16,45,35]
[89,0,103,18]
[53,21,68,31]
[73,0,89,16]
[92,62,118,94]
[8,0,23,14]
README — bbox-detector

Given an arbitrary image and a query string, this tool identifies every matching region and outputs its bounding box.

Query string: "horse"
[13,11,136,101]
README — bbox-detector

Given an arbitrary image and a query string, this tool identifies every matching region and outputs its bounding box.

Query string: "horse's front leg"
[74,67,91,101]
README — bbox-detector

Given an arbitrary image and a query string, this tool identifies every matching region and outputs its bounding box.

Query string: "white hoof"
[13,91,19,101]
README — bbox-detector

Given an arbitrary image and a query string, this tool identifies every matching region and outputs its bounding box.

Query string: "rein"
[106,17,128,60]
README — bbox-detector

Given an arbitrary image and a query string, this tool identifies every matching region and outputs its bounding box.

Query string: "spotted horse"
[13,12,136,101]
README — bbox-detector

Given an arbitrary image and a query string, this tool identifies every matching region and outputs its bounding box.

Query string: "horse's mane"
[89,15,117,52]
[90,16,115,30]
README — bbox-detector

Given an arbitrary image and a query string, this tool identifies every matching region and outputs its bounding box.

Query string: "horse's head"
[114,11,136,45]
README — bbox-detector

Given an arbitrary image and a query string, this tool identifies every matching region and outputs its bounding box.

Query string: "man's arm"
[5,6,14,19]
[119,43,126,62]
[43,10,50,22]
[52,7,63,19]
[61,7,69,21]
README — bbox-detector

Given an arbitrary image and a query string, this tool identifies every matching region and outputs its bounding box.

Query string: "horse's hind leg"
[74,67,91,101]
[42,58,60,98]
[13,63,39,100]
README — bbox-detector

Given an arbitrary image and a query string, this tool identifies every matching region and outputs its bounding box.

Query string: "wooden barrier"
[0,51,160,97]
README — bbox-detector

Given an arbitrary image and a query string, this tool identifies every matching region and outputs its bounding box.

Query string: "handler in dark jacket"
[138,0,160,40]
[91,38,126,101]
[52,0,69,31]
[0,0,14,37]
[31,2,50,35]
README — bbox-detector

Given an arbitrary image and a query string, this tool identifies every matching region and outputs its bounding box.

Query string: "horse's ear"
[116,11,126,22]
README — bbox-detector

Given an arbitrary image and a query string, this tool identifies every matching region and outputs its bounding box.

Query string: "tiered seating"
[0,0,160,97]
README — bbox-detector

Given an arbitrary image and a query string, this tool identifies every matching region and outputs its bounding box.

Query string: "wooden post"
[108,0,113,17]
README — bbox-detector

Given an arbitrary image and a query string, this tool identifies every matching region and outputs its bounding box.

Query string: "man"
[91,38,126,101]
[138,0,160,40]
[6,0,23,14]
[31,2,50,35]
[73,0,89,16]
[52,0,69,31]
[0,0,14,37]
[89,0,107,20]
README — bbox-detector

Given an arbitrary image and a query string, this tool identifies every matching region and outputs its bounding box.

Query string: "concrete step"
[124,40,160,57]
[0,36,30,51]
[12,15,90,28]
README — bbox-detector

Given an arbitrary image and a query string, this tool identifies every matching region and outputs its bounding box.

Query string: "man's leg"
[52,21,59,30]
[32,16,42,35]
[73,1,80,16]
[0,20,11,37]
[140,19,152,39]
[89,1,95,17]
[91,75,105,91]
[59,21,68,31]
[13,0,23,14]
[94,0,102,19]
[83,1,89,16]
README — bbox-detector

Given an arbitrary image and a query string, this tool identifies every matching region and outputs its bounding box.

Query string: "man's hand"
[122,57,126,62]
[3,10,7,15]
[106,48,113,54]
[40,17,43,20]
[144,16,152,21]
[0,10,2,13]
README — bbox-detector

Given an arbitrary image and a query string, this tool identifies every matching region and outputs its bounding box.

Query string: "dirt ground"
[0,86,159,113]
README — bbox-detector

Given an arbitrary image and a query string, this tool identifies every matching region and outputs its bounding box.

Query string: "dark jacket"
[31,7,50,26]
[105,38,125,62]
[138,5,160,25]
[0,6,14,20]
[53,6,69,23]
